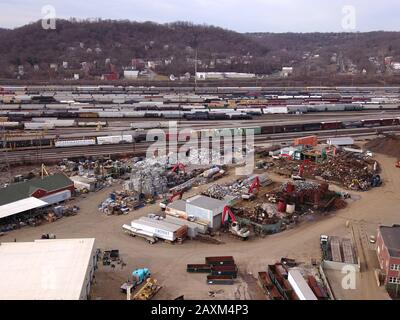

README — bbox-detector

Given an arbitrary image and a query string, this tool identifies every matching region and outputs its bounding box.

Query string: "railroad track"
[1,126,398,165]
[5,111,400,141]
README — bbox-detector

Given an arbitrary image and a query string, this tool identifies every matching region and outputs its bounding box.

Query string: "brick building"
[376,225,400,293]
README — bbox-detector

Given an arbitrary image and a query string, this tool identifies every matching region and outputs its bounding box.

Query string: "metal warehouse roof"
[0,173,73,206]
[166,200,186,212]
[137,217,183,232]
[0,238,95,300]
[186,195,226,211]
[380,225,400,258]
[0,197,48,219]
[327,137,354,146]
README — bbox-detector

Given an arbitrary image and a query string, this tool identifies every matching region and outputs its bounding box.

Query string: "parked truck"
[122,224,158,244]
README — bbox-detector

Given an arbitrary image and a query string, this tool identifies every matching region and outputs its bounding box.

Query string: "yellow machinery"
[132,278,162,300]
[41,164,49,179]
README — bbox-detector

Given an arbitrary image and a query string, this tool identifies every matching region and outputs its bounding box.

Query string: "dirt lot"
[1,153,398,300]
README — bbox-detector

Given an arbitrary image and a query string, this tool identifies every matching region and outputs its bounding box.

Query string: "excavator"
[221,206,250,240]
[242,176,260,201]
[160,190,184,210]
[292,159,316,180]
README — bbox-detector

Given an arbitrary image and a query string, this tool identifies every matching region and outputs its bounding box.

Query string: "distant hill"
[0,19,400,81]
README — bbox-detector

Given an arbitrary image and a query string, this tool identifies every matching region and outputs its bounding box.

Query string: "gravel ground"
[0,154,397,300]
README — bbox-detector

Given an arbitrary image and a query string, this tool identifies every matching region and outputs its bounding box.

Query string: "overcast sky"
[0,0,399,32]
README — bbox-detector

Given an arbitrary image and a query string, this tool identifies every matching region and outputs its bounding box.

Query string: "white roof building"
[327,137,354,146]
[0,238,96,300]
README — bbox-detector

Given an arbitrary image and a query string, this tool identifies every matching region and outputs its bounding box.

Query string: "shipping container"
[211,265,238,278]
[206,275,234,285]
[186,264,211,273]
[205,256,235,266]
[293,135,318,147]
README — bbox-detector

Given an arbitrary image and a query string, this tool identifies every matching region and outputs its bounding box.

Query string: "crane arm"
[221,206,236,225]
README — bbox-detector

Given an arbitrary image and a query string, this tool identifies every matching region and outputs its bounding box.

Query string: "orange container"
[294,135,318,147]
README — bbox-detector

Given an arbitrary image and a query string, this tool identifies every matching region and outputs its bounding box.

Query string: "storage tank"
[286,204,296,214]
[277,201,286,213]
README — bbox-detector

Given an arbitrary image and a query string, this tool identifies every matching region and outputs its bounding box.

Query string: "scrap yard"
[1,85,400,301]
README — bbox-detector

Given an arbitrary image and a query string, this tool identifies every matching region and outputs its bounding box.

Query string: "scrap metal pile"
[99,190,143,215]
[266,180,345,214]
[234,204,282,226]
[269,151,381,191]
[202,179,251,200]
[313,153,380,191]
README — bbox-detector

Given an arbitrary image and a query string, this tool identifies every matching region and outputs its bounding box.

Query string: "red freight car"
[321,121,343,130]
[380,118,399,126]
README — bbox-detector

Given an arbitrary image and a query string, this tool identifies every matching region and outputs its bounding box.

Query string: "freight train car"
[261,125,284,134]
[283,124,303,133]
[303,122,322,131]
[380,118,399,126]
[4,138,53,150]
[342,121,363,129]
[55,138,97,148]
[97,135,133,145]
[361,119,382,128]
[321,121,343,130]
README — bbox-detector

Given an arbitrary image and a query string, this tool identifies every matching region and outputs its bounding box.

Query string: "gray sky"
[0,0,399,32]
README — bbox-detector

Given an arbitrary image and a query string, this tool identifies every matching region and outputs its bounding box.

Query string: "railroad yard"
[1,85,400,300]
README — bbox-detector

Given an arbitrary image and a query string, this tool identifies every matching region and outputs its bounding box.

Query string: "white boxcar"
[24,122,55,130]
[263,107,289,114]
[97,135,133,145]
[98,111,124,118]
[48,120,76,127]
[55,139,96,148]
[122,111,146,117]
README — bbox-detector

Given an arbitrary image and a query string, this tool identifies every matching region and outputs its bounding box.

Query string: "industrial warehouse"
[0,238,97,300]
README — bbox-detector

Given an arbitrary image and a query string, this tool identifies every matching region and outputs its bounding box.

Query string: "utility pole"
[194,48,198,93]
[1,125,11,183]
